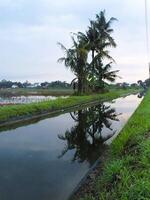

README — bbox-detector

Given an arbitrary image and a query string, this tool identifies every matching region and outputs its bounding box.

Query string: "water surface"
[0,95,68,105]
[0,95,142,200]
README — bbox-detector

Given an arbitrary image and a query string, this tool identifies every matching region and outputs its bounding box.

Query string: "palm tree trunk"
[78,77,83,95]
[82,76,87,94]
[98,60,103,91]
[91,50,95,92]
[92,50,95,74]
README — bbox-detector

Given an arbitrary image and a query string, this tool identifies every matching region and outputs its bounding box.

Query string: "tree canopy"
[58,10,119,94]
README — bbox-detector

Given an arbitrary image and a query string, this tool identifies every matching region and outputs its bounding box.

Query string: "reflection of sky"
[0,114,74,152]
[0,94,143,200]
[105,95,143,144]
[0,114,90,200]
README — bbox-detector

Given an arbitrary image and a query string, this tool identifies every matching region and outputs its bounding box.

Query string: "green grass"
[0,88,138,124]
[80,89,150,200]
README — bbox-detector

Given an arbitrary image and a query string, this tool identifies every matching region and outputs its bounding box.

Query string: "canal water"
[0,95,142,200]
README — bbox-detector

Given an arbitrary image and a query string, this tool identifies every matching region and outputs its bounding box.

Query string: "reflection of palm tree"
[137,91,146,98]
[58,103,118,166]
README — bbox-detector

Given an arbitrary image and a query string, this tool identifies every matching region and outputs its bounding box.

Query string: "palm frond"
[71,78,78,85]
[57,42,67,52]
[57,57,65,63]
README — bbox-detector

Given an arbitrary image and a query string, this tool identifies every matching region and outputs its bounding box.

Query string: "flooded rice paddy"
[0,95,68,105]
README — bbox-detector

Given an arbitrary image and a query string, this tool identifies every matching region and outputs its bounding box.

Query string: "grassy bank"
[0,89,138,125]
[80,89,150,200]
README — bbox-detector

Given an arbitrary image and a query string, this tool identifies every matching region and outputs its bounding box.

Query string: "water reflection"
[58,104,119,166]
[0,95,68,105]
[0,95,143,200]
[137,90,146,98]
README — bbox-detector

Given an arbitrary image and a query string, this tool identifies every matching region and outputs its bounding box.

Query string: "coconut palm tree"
[78,11,117,65]
[77,11,117,91]
[94,60,119,90]
[77,20,99,74]
[58,10,118,93]
[58,37,89,94]
[95,10,117,47]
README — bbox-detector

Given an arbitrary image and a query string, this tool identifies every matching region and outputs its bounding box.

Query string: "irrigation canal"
[0,94,143,200]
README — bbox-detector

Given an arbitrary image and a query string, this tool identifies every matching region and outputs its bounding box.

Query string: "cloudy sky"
[0,0,149,83]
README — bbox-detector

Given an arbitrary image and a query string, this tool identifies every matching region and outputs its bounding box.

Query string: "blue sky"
[0,0,149,83]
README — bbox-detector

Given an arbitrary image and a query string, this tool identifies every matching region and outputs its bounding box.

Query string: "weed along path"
[0,94,142,200]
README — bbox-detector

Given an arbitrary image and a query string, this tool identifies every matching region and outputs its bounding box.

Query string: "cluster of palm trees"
[58,10,119,94]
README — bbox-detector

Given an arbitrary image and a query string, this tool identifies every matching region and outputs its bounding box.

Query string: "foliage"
[58,38,89,94]
[0,79,23,88]
[58,10,118,94]
[0,80,71,89]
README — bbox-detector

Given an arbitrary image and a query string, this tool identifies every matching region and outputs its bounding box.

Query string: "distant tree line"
[0,79,140,90]
[137,78,150,90]
[0,80,24,88]
[58,10,119,95]
[40,81,71,89]
[0,80,71,89]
